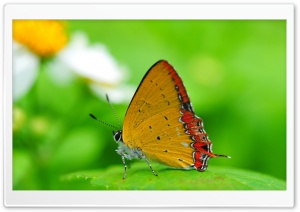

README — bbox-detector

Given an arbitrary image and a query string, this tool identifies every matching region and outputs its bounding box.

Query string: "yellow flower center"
[13,20,68,57]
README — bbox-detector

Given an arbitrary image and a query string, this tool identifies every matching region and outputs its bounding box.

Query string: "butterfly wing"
[123,60,219,171]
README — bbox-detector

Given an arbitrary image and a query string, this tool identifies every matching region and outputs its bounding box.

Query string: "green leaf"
[60,162,286,190]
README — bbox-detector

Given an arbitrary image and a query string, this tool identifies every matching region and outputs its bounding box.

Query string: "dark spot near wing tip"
[178,158,183,161]
[164,150,168,153]
[164,116,168,120]
[157,136,161,140]
[149,126,152,129]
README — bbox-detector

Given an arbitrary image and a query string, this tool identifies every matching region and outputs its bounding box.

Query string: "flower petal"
[57,32,126,85]
[13,42,39,101]
[89,83,135,104]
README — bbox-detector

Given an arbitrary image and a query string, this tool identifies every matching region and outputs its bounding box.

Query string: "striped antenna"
[89,113,119,130]
[105,94,122,129]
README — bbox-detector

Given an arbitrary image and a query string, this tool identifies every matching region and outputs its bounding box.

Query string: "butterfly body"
[110,60,229,178]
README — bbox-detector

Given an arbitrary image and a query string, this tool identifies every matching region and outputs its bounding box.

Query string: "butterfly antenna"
[105,94,122,129]
[89,113,119,130]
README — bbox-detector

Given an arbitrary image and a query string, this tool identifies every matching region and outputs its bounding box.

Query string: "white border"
[3,4,294,207]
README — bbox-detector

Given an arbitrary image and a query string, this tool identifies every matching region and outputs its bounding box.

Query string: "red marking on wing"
[162,61,190,103]
[194,152,203,170]
[160,61,216,170]
[180,110,196,123]
[193,142,212,151]
[180,106,216,171]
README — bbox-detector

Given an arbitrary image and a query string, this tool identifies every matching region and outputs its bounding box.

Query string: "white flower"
[48,32,134,103]
[13,42,39,101]
[12,30,134,104]
[89,84,135,104]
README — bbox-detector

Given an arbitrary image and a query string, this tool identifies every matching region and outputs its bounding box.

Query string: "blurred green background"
[13,20,286,190]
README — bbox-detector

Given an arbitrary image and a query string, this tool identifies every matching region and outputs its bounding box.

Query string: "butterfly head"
[113,130,123,143]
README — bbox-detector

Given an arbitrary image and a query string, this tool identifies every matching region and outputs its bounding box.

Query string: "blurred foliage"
[13,20,286,190]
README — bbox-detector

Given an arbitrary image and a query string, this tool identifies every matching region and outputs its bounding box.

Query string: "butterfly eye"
[113,130,123,142]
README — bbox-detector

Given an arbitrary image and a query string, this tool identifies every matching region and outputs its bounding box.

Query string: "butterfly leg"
[121,153,127,179]
[141,153,158,177]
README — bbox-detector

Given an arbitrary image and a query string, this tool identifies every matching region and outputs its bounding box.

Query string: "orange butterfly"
[91,60,230,179]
